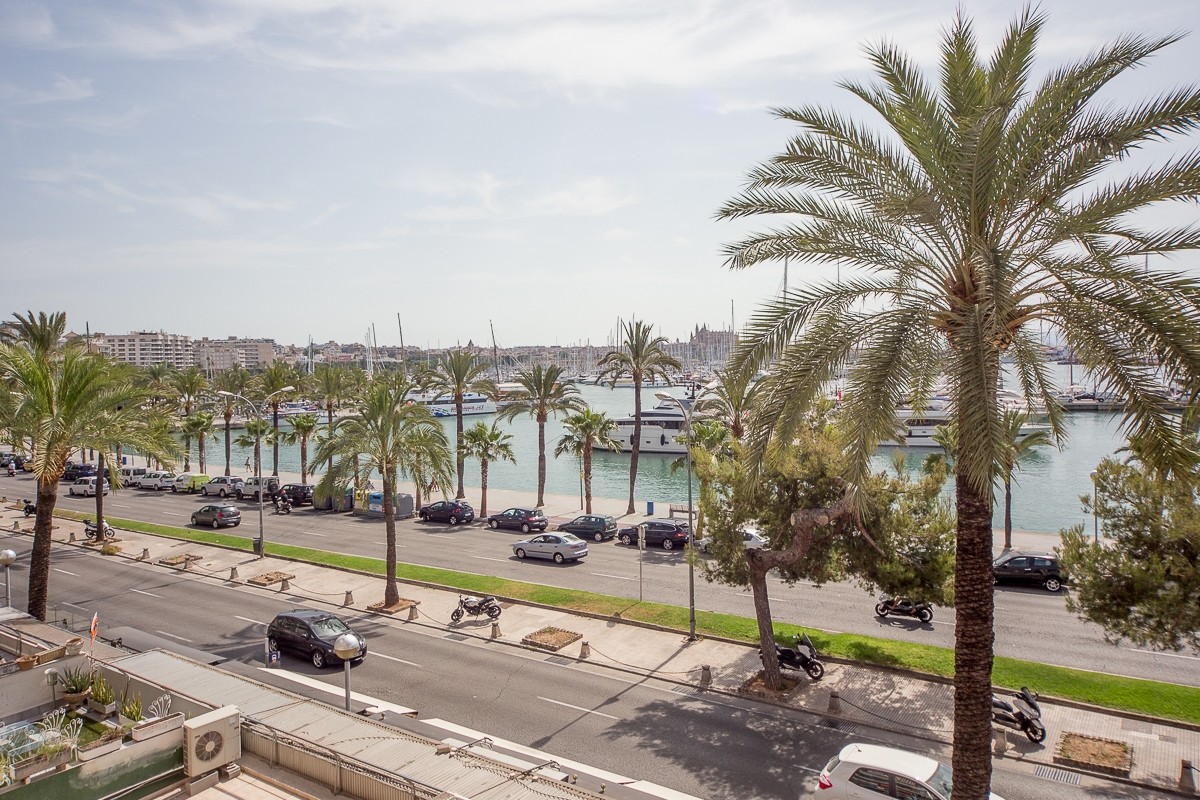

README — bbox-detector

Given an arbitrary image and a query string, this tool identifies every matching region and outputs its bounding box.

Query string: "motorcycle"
[272,495,292,515]
[22,500,36,517]
[83,519,115,542]
[6,465,14,477]
[993,686,1046,743]
[875,594,935,624]
[760,632,825,680]
[450,594,502,623]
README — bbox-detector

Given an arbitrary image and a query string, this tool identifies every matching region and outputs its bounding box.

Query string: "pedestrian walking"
[244,456,252,472]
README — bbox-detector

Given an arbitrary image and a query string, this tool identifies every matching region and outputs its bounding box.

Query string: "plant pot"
[76,737,122,762]
[11,747,73,780]
[64,638,83,656]
[63,689,90,707]
[16,656,35,671]
[118,714,138,728]
[130,712,184,741]
[88,698,118,716]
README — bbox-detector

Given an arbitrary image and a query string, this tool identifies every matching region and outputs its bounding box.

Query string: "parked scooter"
[992,686,1046,742]
[875,594,935,623]
[22,500,36,517]
[83,519,115,542]
[450,594,502,623]
[761,633,825,680]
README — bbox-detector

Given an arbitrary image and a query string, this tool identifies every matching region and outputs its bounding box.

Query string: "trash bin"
[647,501,655,515]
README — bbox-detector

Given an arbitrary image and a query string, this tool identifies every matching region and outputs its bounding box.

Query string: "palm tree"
[256,362,296,476]
[0,311,77,358]
[718,11,1200,797]
[694,369,758,440]
[401,424,455,511]
[459,421,516,518]
[212,365,251,476]
[998,411,1053,549]
[554,409,620,514]
[141,361,175,410]
[497,364,584,507]
[596,321,681,514]
[234,419,272,477]
[421,351,494,499]
[170,366,208,419]
[285,414,320,483]
[179,412,215,474]
[314,381,449,607]
[668,419,734,540]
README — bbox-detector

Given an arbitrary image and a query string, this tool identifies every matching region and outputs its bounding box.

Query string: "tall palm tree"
[212,364,251,476]
[0,311,77,358]
[179,412,214,474]
[314,381,449,607]
[497,364,584,507]
[460,421,516,518]
[234,419,272,477]
[668,419,735,540]
[596,321,681,514]
[141,361,175,410]
[998,411,1053,549]
[554,409,620,514]
[256,362,296,476]
[695,368,758,440]
[285,414,320,483]
[421,351,494,499]
[170,366,208,419]
[401,424,455,511]
[718,11,1200,797]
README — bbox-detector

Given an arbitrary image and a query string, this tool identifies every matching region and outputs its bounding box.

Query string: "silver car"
[512,533,588,564]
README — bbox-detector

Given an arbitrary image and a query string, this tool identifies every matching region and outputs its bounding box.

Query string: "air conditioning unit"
[184,706,241,778]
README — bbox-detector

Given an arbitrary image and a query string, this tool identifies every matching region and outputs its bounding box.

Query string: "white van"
[119,466,147,486]
[68,477,109,497]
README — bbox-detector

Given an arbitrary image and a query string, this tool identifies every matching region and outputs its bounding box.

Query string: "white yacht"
[893,390,1051,448]
[405,390,496,418]
[611,397,693,454]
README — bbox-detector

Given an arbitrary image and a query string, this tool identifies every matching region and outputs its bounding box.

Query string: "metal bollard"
[182,558,191,570]
[490,621,501,639]
[139,548,149,561]
[68,532,76,543]
[1181,759,1195,794]
[280,578,290,592]
[699,665,712,688]
[827,690,841,715]
[407,604,418,621]
[344,590,354,606]
[229,566,238,580]
[579,641,590,659]
[992,729,1010,756]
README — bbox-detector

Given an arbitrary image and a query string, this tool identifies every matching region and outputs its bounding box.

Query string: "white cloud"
[0,74,94,104]
[521,178,633,217]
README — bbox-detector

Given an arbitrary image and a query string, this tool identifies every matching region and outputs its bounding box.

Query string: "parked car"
[512,533,589,563]
[201,476,243,498]
[267,609,367,669]
[21,458,33,472]
[279,483,315,505]
[698,528,768,553]
[190,503,242,529]
[172,473,209,493]
[68,477,109,497]
[118,466,148,486]
[0,453,14,468]
[419,500,475,525]
[137,471,175,490]
[815,742,994,800]
[993,551,1065,593]
[237,476,280,501]
[63,463,96,482]
[617,519,691,550]
[487,507,548,533]
[556,514,618,542]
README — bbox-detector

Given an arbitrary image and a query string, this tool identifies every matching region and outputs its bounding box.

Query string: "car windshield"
[929,764,952,798]
[309,617,350,638]
[562,534,583,543]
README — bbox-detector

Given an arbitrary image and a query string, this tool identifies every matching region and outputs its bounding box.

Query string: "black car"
[557,514,618,542]
[419,500,475,525]
[267,609,367,668]
[62,463,96,482]
[618,519,692,550]
[993,551,1065,592]
[280,483,315,505]
[488,507,548,533]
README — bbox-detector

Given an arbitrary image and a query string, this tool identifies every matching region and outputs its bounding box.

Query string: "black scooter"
[761,633,825,680]
[272,495,292,515]
[22,500,36,517]
[450,594,502,623]
[875,594,934,623]
[83,519,115,541]
[993,686,1046,742]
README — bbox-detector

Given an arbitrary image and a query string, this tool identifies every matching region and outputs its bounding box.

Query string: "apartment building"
[95,330,194,368]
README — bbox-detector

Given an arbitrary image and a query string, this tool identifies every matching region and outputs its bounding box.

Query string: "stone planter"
[118,714,138,728]
[76,737,122,762]
[130,712,184,741]
[63,689,90,707]
[88,698,118,716]
[64,637,83,656]
[11,747,73,780]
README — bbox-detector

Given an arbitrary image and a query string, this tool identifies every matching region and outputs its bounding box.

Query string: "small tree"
[234,419,273,477]
[998,411,1053,549]
[180,412,214,474]
[498,364,584,507]
[285,414,320,483]
[555,409,620,514]
[459,421,516,518]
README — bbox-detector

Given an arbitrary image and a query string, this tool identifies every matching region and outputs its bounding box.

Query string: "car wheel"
[449,516,459,525]
[202,487,209,496]
[233,520,240,526]
[311,649,326,668]
[236,491,243,500]
[619,533,631,545]
[1044,577,1062,593]
[662,539,675,550]
[212,519,220,529]
[593,532,603,542]
[219,489,227,498]
[190,516,198,526]
[267,637,279,652]
[489,519,499,529]
[521,523,530,533]
[515,548,526,559]
[553,552,564,564]
[172,486,177,493]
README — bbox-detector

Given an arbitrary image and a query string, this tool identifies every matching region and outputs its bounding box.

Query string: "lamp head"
[654,391,672,402]
[281,385,295,393]
[1090,470,1098,480]
[333,633,360,660]
[0,550,15,567]
[216,390,233,397]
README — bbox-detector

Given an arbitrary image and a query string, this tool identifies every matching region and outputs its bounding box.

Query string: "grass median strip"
[52,508,1200,725]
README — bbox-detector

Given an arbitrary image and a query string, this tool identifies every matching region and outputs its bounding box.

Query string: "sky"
[2,1,1198,350]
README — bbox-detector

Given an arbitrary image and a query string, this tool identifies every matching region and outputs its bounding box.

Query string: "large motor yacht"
[893,389,1051,448]
[404,390,497,417]
[611,396,693,454]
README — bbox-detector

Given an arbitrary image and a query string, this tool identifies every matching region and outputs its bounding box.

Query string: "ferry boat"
[611,396,693,454]
[893,390,1051,448]
[404,390,496,417]
[277,401,321,417]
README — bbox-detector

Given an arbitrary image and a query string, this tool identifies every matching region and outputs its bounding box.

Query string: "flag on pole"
[90,613,98,645]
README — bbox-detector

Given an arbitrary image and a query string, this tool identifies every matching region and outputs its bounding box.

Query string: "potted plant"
[130,694,184,741]
[118,694,142,728]
[76,728,125,762]
[60,665,91,707]
[11,742,74,780]
[64,637,84,656]
[88,673,118,716]
[16,655,35,670]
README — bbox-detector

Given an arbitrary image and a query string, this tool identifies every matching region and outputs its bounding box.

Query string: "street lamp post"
[0,549,15,607]
[333,634,360,711]
[216,387,294,558]
[1089,470,1099,543]
[656,391,696,641]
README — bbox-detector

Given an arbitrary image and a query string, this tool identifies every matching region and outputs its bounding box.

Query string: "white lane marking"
[537,696,619,720]
[110,504,133,508]
[155,630,193,642]
[371,542,406,548]
[1131,649,1200,661]
[590,572,634,581]
[162,512,185,517]
[472,556,509,562]
[236,615,268,627]
[53,568,78,576]
[130,589,161,598]
[293,531,327,537]
[372,652,422,668]
[256,667,416,716]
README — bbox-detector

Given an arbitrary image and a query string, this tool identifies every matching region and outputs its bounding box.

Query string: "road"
[7,470,1198,688]
[0,527,1156,800]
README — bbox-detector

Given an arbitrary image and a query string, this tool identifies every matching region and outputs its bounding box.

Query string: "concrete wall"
[0,654,92,725]
[96,664,213,721]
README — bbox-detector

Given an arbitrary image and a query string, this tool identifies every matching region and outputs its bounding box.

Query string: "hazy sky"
[3,1,1197,349]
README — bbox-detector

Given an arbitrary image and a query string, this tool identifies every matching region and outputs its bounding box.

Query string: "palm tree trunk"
[272,406,280,476]
[27,477,60,621]
[326,403,334,472]
[382,474,399,607]
[300,439,308,484]
[952,472,996,800]
[183,435,192,472]
[455,396,466,498]
[583,441,593,514]
[627,376,642,515]
[536,419,547,507]
[198,433,206,475]
[1004,477,1013,549]
[95,452,106,538]
[749,565,781,690]
[480,459,489,518]
[224,412,232,476]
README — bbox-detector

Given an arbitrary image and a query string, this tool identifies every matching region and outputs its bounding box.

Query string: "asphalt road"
[8,470,1198,688]
[0,528,1157,800]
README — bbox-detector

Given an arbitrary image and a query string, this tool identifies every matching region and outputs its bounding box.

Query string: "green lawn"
[52,508,1200,725]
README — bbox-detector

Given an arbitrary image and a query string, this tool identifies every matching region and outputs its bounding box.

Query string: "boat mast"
[397,314,407,378]
[490,320,502,384]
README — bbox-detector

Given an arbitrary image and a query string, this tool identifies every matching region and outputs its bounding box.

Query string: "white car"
[698,528,769,553]
[137,471,175,490]
[817,743,1004,800]
[201,476,243,498]
[68,477,109,497]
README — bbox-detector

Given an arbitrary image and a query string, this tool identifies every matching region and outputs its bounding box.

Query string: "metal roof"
[106,649,604,800]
